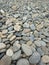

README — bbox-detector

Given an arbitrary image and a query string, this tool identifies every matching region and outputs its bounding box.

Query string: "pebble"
[0,43,6,50]
[23,22,29,28]
[42,55,49,63]
[12,50,21,60]
[10,35,16,41]
[17,58,30,65]
[13,41,21,52]
[14,24,21,31]
[0,22,2,27]
[30,24,35,30]
[34,40,46,47]
[37,48,44,56]
[0,55,11,65]
[26,40,32,46]
[29,52,40,64]
[22,44,32,56]
[6,48,13,56]
[2,29,8,34]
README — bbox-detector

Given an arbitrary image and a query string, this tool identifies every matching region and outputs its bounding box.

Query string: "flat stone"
[0,43,6,50]
[6,48,13,56]
[12,50,21,60]
[26,40,32,46]
[34,40,46,47]
[37,48,44,56]
[22,44,32,56]
[13,41,21,52]
[14,24,21,31]
[0,55,11,65]
[30,24,35,30]
[17,58,30,65]
[23,22,29,28]
[2,29,8,34]
[10,35,16,41]
[42,55,49,63]
[29,52,40,64]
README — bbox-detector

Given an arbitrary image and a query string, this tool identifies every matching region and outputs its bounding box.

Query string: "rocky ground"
[0,0,49,65]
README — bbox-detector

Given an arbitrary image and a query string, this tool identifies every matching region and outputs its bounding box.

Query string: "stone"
[23,16,27,21]
[22,29,30,33]
[22,44,32,56]
[26,40,32,46]
[10,35,16,41]
[34,40,46,47]
[2,29,8,34]
[13,41,21,52]
[42,55,49,63]
[6,48,13,56]
[30,24,35,30]
[0,55,11,65]
[14,24,21,31]
[17,58,30,65]
[37,48,44,56]
[12,50,21,60]
[0,22,2,27]
[0,43,6,50]
[29,52,40,64]
[23,22,29,28]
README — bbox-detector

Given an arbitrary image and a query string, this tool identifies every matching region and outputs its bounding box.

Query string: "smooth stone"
[29,52,40,64]
[0,43,6,50]
[22,44,32,56]
[10,35,16,41]
[23,16,27,21]
[17,58,30,65]
[30,24,35,30]
[37,48,44,56]
[23,22,29,28]
[0,55,11,65]
[8,26,13,31]
[6,48,13,56]
[12,50,21,60]
[14,24,21,31]
[26,40,32,46]
[29,35,34,41]
[0,22,2,27]
[42,55,49,63]
[34,40,46,47]
[13,41,21,52]
[2,29,8,34]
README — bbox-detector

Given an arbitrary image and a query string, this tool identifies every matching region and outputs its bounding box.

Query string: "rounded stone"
[29,52,40,64]
[42,55,49,63]
[0,43,6,50]
[14,24,21,31]
[0,55,11,65]
[17,58,30,65]
[6,48,13,56]
[22,44,32,56]
[12,50,21,60]
[34,40,46,47]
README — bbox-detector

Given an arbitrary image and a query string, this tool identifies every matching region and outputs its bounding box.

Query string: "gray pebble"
[17,58,30,65]
[12,50,21,60]
[29,52,40,64]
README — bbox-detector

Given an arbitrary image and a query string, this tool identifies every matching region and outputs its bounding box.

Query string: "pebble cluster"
[0,0,49,65]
